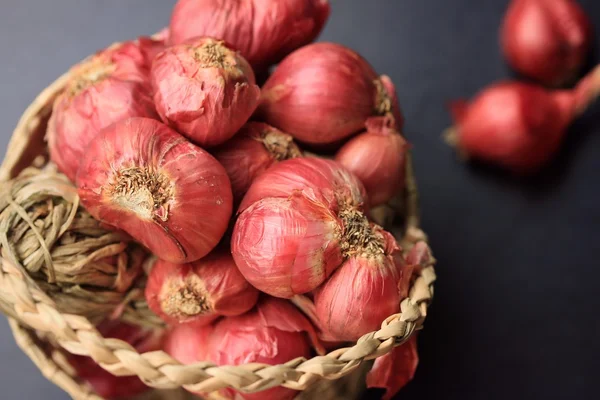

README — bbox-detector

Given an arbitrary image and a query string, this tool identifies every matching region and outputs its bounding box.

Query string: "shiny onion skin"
[259,43,403,145]
[48,42,157,182]
[446,66,600,173]
[213,122,302,202]
[501,0,592,87]
[335,116,408,207]
[232,158,369,298]
[69,320,164,400]
[313,226,407,341]
[206,297,323,400]
[145,249,259,325]
[169,0,330,72]
[77,118,233,263]
[366,336,419,400]
[151,37,261,147]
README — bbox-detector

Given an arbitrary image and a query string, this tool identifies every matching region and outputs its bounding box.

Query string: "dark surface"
[1,1,599,399]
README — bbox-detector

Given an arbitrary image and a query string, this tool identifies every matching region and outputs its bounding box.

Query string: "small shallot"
[77,117,233,263]
[335,116,408,207]
[48,42,156,182]
[259,43,403,145]
[445,65,600,173]
[169,0,330,71]
[214,122,302,201]
[206,297,323,400]
[145,248,259,325]
[501,0,592,86]
[151,37,260,147]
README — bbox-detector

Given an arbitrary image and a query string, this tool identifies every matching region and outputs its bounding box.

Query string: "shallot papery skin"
[48,42,157,182]
[501,0,592,87]
[169,0,330,71]
[366,336,419,400]
[163,323,213,364]
[151,37,260,147]
[446,65,600,173]
[137,32,168,70]
[206,297,323,400]
[69,320,164,400]
[335,116,408,207]
[145,248,259,325]
[77,117,233,263]
[232,158,370,298]
[214,122,302,202]
[313,226,407,341]
[259,43,402,145]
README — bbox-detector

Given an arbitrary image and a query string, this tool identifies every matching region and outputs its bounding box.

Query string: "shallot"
[313,225,407,341]
[145,248,259,325]
[169,0,330,71]
[214,122,302,202]
[151,37,261,147]
[501,0,592,86]
[48,42,156,182]
[445,65,600,173]
[206,297,322,400]
[335,116,408,207]
[259,43,403,145]
[77,117,233,263]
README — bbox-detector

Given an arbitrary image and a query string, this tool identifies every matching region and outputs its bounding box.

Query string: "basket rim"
[0,54,437,398]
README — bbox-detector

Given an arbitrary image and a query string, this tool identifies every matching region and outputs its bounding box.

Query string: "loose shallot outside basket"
[0,44,436,400]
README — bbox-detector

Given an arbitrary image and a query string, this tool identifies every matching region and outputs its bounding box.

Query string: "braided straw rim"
[0,50,437,398]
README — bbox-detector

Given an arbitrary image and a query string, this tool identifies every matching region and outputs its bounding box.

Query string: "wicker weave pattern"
[1,252,434,395]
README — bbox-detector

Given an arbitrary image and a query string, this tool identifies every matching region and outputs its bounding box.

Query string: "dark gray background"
[1,1,599,399]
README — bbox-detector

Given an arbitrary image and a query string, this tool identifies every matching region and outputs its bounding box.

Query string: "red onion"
[47,42,156,182]
[151,37,261,147]
[313,226,408,341]
[69,320,163,399]
[259,43,403,145]
[169,0,330,72]
[446,65,600,173]
[77,117,233,263]
[335,116,408,207]
[366,336,419,400]
[213,122,302,202]
[233,158,369,298]
[501,0,592,87]
[145,248,259,325]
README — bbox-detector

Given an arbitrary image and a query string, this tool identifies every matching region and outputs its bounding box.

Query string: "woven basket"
[0,52,436,400]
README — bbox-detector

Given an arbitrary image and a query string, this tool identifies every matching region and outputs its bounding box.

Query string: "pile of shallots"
[447,0,600,174]
[48,1,419,399]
